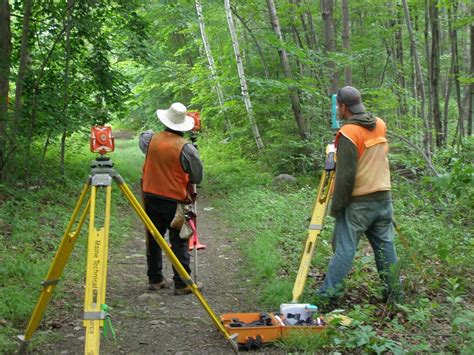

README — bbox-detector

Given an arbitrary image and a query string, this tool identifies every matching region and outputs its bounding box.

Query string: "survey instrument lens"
[90,126,114,155]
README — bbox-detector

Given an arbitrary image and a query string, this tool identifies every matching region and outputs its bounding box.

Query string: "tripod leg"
[19,183,91,351]
[392,219,423,273]
[292,169,335,303]
[116,181,238,353]
[83,185,112,355]
[194,245,198,283]
[188,218,199,282]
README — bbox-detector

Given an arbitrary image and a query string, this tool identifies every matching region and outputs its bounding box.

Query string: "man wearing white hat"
[140,102,203,295]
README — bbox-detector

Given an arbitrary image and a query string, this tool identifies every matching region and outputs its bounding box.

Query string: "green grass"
[199,133,474,353]
[0,133,143,352]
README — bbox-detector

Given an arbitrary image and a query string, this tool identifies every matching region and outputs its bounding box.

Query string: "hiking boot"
[174,282,203,296]
[148,278,170,291]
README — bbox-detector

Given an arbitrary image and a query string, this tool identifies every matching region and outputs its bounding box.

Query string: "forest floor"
[31,190,271,354]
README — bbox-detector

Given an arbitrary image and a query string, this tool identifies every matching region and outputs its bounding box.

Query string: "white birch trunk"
[224,0,264,150]
[195,0,225,110]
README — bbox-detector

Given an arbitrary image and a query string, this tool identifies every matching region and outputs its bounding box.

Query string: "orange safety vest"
[336,117,391,196]
[142,131,190,202]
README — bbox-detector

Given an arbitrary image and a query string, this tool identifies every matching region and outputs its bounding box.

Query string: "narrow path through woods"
[30,135,276,354]
[32,189,265,354]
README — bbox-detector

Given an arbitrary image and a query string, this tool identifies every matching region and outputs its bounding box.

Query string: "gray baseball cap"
[336,86,366,114]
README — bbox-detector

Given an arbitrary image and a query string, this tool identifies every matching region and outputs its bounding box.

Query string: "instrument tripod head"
[187,111,201,150]
[89,155,122,187]
[90,156,114,169]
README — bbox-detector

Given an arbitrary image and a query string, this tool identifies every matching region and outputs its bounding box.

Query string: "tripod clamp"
[90,156,124,187]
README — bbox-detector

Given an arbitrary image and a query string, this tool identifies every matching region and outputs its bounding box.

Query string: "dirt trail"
[31,190,265,354]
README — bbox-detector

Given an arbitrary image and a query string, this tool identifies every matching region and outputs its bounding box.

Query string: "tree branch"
[388,131,439,177]
[230,5,270,79]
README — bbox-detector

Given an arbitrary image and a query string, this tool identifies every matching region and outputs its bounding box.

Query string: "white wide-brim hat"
[156,102,194,132]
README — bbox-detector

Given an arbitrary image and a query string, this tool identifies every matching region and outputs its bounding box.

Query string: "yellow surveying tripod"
[291,95,340,303]
[292,143,336,303]
[18,132,238,354]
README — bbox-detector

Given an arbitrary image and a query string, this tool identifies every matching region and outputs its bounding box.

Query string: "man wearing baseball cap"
[316,86,402,308]
[139,102,203,295]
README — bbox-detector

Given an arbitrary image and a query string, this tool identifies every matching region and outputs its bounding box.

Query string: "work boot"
[148,278,170,291]
[174,282,203,296]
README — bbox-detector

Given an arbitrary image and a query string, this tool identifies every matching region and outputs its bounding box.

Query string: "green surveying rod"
[331,94,340,129]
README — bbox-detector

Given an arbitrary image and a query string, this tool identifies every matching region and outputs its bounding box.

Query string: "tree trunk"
[394,6,407,116]
[341,0,352,85]
[240,21,251,71]
[288,0,306,77]
[195,0,232,132]
[321,0,338,94]
[444,8,454,141]
[0,0,11,179]
[292,0,316,50]
[196,0,224,107]
[224,0,264,150]
[60,0,74,178]
[429,0,443,146]
[387,4,403,119]
[380,48,391,87]
[423,1,434,151]
[12,0,32,148]
[295,0,311,49]
[230,6,270,79]
[402,0,432,159]
[468,3,473,136]
[267,0,309,140]
[294,0,322,84]
[304,1,319,50]
[447,0,463,144]
[409,35,418,120]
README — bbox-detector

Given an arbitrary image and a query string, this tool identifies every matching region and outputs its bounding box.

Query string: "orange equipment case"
[221,312,326,344]
[220,312,281,344]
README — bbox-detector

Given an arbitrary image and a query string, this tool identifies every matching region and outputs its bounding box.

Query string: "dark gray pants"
[144,195,191,289]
